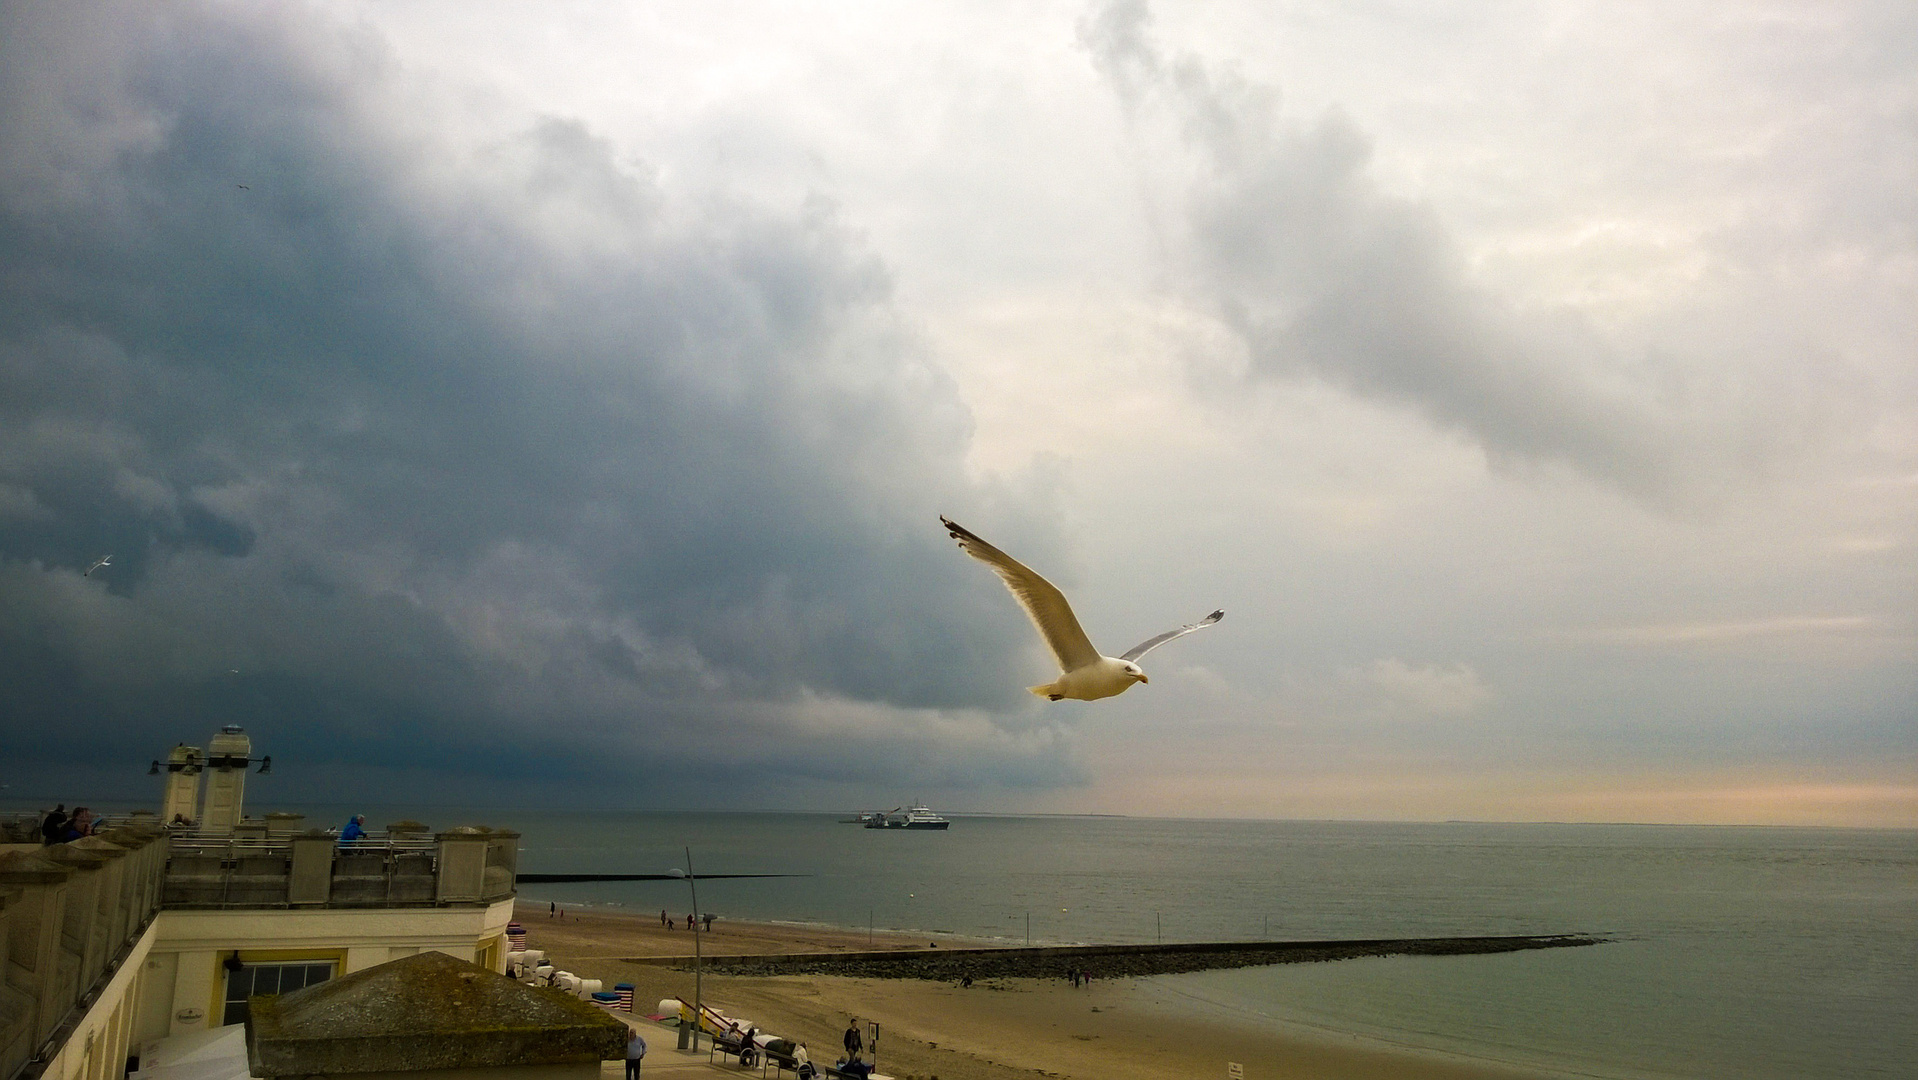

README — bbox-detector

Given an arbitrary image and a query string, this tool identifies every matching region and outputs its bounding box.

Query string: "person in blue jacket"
[339,815,367,843]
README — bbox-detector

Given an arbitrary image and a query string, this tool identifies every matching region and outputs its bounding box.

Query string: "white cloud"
[1338,658,1494,723]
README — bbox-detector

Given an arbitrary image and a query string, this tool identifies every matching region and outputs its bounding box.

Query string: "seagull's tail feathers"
[1029,683,1065,701]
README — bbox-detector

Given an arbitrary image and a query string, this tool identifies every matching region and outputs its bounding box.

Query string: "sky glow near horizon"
[1,1,1913,826]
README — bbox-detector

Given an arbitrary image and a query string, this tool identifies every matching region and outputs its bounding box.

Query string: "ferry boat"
[898,804,950,829]
[864,804,950,830]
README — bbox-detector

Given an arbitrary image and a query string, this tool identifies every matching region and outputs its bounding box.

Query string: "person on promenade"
[624,1028,646,1080]
[65,807,93,840]
[339,815,367,844]
[793,1043,811,1079]
[703,912,715,931]
[685,913,694,932]
[659,909,667,927]
[843,1020,863,1061]
[41,805,67,845]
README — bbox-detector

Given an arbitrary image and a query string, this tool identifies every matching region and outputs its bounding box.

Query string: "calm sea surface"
[275,810,1918,1078]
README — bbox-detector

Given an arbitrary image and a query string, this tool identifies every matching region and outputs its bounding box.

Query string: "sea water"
[288,809,1918,1079]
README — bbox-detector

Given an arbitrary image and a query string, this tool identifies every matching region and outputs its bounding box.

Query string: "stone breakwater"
[626,934,1607,982]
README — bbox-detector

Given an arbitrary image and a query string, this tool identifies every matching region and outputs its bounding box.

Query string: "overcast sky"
[2,1,1912,825]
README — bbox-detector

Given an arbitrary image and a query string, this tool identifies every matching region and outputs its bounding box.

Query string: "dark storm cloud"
[1081,0,1678,493]
[0,2,1070,802]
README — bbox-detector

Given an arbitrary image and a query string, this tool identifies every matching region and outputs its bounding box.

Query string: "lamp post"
[669,850,702,1047]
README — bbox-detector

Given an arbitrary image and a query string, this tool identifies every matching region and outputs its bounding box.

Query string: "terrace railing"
[160,828,518,909]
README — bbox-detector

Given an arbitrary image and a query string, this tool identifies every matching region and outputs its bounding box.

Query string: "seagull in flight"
[84,555,112,577]
[940,516,1223,701]
[235,183,250,190]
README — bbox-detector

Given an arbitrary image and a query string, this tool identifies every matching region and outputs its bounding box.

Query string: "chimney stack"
[198,726,252,835]
[160,743,204,825]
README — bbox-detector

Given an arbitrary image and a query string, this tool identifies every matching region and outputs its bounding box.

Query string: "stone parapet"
[165,832,517,910]
[0,827,165,1080]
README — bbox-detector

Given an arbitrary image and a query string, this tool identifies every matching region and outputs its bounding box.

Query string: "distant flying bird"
[235,183,250,190]
[84,555,112,577]
[939,516,1223,701]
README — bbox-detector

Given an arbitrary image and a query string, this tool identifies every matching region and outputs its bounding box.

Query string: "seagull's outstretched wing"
[1120,609,1224,662]
[941,516,1101,673]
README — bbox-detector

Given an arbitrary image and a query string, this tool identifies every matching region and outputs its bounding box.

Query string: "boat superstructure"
[863,804,950,829]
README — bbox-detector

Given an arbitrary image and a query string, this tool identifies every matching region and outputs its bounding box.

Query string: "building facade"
[3,741,519,1080]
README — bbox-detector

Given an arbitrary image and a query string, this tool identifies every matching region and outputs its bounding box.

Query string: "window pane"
[220,963,335,1027]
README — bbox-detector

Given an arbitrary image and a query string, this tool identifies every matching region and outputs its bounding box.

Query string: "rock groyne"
[626,933,1606,982]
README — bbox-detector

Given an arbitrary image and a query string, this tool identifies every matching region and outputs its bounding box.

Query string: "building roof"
[246,950,627,1077]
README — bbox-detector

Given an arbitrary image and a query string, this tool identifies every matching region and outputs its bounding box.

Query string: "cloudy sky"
[2,1,1912,825]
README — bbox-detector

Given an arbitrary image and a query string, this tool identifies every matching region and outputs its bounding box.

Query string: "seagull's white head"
[1124,662,1147,684]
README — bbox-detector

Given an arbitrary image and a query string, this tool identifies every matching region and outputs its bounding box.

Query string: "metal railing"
[161,833,514,909]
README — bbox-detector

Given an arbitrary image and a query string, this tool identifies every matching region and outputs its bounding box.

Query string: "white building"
[2,730,519,1080]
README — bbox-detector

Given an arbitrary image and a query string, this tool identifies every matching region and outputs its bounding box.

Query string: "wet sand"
[518,903,1556,1080]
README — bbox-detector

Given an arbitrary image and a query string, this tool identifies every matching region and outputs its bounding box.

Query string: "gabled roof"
[246,950,626,1077]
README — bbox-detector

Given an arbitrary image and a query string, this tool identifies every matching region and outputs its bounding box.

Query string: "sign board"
[1228,1063,1244,1080]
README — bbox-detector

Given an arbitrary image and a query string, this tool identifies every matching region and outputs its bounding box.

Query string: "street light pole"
[685,847,701,1024]
[669,853,703,1051]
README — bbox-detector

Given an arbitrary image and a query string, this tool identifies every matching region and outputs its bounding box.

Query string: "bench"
[707,1035,753,1068]
[760,1047,801,1078]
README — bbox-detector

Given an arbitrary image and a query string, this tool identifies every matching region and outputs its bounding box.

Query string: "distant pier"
[624,933,1608,981]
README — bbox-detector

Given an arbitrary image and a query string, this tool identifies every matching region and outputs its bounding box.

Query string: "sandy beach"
[519,903,1555,1080]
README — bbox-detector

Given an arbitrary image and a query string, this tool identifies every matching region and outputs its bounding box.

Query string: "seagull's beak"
[1137,673,1149,684]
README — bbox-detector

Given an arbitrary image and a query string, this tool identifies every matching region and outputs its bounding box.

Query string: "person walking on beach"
[659,909,667,927]
[624,1029,646,1080]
